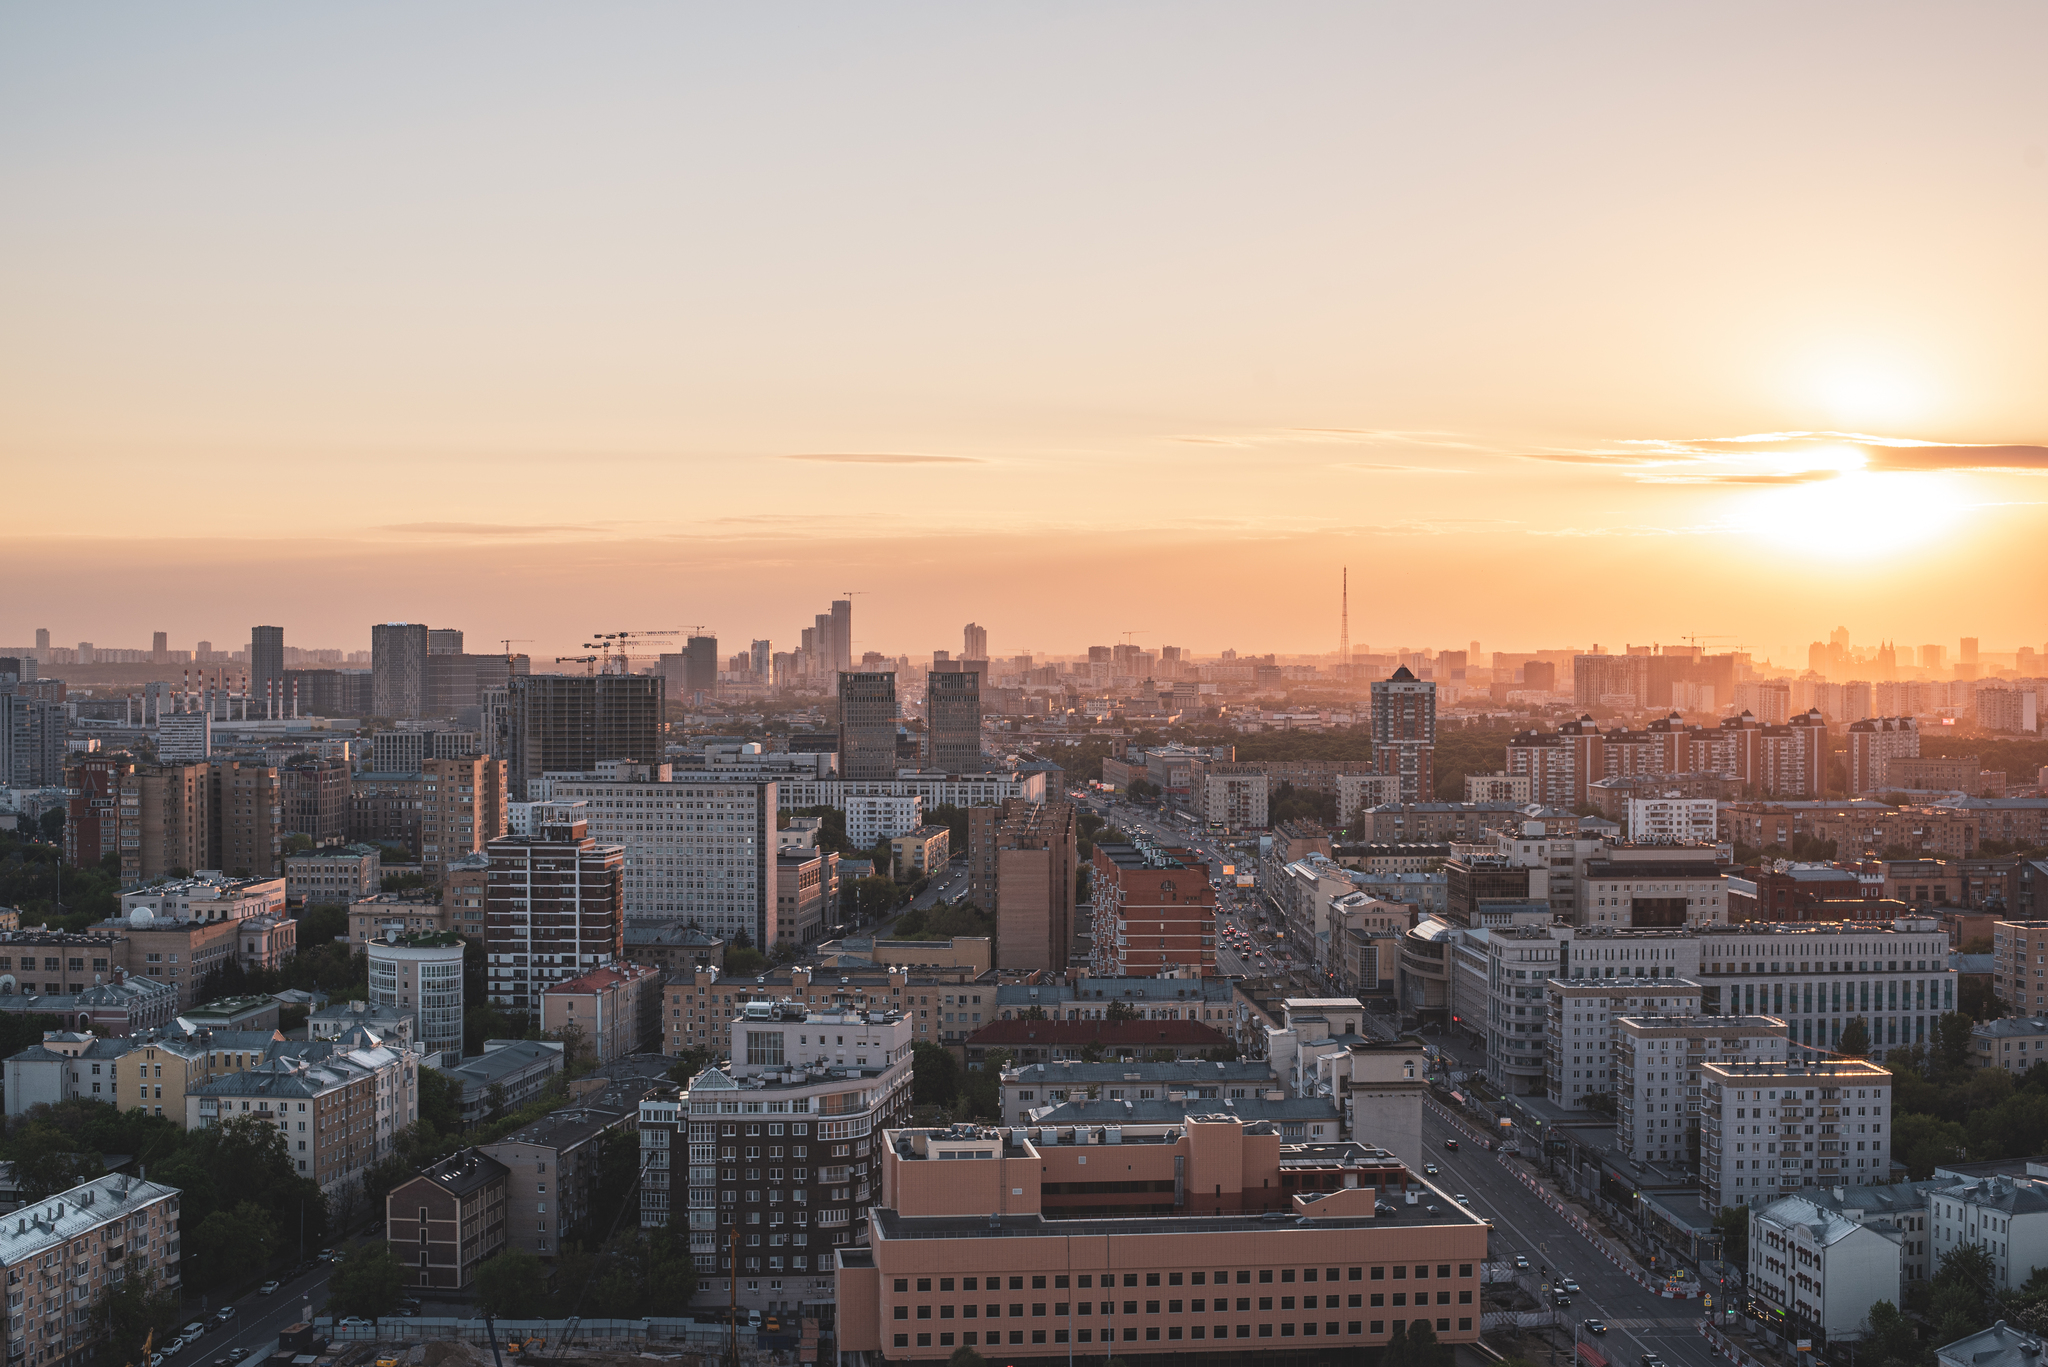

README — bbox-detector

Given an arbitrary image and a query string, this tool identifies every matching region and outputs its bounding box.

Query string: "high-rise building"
[281,755,351,844]
[138,762,212,881]
[1846,717,1920,795]
[484,818,625,1013]
[151,631,168,664]
[837,672,900,780]
[830,599,853,673]
[970,798,1077,972]
[368,930,466,1064]
[501,674,663,801]
[1370,666,1437,802]
[155,712,212,764]
[34,628,48,656]
[749,639,771,678]
[924,663,982,771]
[251,625,285,717]
[1700,1058,1893,1210]
[1089,837,1218,978]
[210,759,283,877]
[428,628,465,655]
[962,622,988,660]
[419,755,508,879]
[683,635,718,697]
[1,693,67,787]
[372,622,431,720]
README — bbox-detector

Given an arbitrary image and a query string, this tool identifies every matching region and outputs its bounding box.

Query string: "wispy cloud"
[378,521,604,536]
[1518,430,2048,482]
[1339,462,1471,474]
[784,453,986,465]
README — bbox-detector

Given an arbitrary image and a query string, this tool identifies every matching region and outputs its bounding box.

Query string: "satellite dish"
[129,907,155,927]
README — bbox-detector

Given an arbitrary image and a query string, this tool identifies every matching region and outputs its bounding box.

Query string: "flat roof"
[873,1206,1482,1242]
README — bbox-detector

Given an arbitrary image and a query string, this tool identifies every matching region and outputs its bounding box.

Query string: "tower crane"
[555,655,598,676]
[499,638,532,663]
[584,628,682,676]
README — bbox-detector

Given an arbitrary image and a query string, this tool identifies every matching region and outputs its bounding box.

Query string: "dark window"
[1009,1277,1024,1290]
[1032,1331,1046,1344]
[893,1308,908,1321]
[1459,1318,1472,1331]
[1123,1301,1136,1316]
[1236,1298,1250,1312]
[1437,1265,1451,1279]
[940,1279,954,1292]
[1459,1291,1473,1305]
[1260,1270,1274,1284]
[1259,1324,1273,1338]
[1169,1301,1182,1313]
[915,1334,930,1348]
[1009,1305,1023,1318]
[1169,1273,1183,1286]
[1237,1271,1251,1284]
[1282,1270,1295,1284]
[1372,1321,1384,1334]
[1147,1273,1161,1287]
[1372,1295,1384,1307]
[1078,1276,1091,1288]
[1032,1305,1045,1318]
[1146,1301,1159,1315]
[1259,1298,1273,1311]
[1350,1268,1363,1281]
[1459,1264,1473,1277]
[893,1279,908,1293]
[1145,1328,1160,1341]
[917,1279,931,1292]
[1437,1319,1450,1332]
[916,1307,931,1319]
[1281,1297,1295,1310]
[1193,1272,1207,1285]
[1055,1276,1069,1289]
[892,1335,907,1349]
[1124,1274,1138,1287]
[1349,1293,1363,1308]
[1033,1276,1046,1290]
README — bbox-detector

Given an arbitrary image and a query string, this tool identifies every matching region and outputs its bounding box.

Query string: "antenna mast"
[1339,566,1351,668]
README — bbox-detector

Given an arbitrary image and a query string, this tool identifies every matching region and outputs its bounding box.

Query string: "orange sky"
[4,4,2046,664]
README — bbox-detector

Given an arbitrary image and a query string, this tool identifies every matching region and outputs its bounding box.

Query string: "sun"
[1735,470,1964,561]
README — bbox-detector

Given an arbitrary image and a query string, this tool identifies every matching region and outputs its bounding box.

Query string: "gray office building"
[372,622,431,720]
[503,673,663,800]
[837,672,900,781]
[251,625,285,717]
[684,636,719,697]
[925,664,983,772]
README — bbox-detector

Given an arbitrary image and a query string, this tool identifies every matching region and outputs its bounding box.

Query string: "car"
[1640,1356,1665,1367]
[401,1299,422,1311]
[213,1358,232,1367]
[259,1281,280,1295]
[1583,1320,1607,1335]
[1554,1295,1573,1307]
[1512,1255,1530,1270]
[227,1352,249,1363]
[1561,1278,1580,1293]
[395,1309,417,1318]
[1455,1194,1471,1206]
[338,1318,373,1328]
[214,1308,237,1324]
[1423,1163,1439,1176]
[1444,1139,1459,1150]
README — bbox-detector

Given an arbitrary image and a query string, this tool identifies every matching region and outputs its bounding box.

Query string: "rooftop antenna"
[1340,566,1350,667]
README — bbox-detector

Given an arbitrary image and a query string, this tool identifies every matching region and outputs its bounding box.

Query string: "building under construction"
[499,673,662,801]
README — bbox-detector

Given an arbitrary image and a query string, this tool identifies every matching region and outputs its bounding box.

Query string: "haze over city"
[5,3,2048,658]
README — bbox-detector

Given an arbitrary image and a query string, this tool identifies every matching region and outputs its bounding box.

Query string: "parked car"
[227,1351,249,1362]
[258,1282,280,1295]
[1583,1320,1607,1335]
[338,1318,373,1329]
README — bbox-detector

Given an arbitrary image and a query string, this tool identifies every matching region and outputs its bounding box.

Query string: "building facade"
[484,820,625,1014]
[1699,1058,1894,1210]
[1090,840,1217,979]
[368,931,467,1064]
[838,673,902,781]
[1370,666,1438,802]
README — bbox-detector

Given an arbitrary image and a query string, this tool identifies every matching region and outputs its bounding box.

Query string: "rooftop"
[0,1173,179,1262]
[872,1203,1480,1242]
[1025,1095,1342,1127]
[1975,1018,2048,1039]
[1002,1059,1272,1085]
[411,1148,510,1199]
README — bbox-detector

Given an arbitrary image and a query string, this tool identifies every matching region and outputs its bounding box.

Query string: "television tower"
[1339,566,1351,668]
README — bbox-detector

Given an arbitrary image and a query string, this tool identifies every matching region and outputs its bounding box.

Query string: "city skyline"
[4,4,2046,652]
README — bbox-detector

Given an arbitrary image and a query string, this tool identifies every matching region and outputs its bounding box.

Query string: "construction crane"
[499,637,532,663]
[583,628,681,676]
[1120,629,1149,645]
[554,655,598,676]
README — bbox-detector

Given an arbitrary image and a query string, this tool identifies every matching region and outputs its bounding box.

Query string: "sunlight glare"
[1737,471,1962,561]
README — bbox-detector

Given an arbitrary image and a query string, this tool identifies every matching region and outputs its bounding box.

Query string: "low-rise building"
[121,875,288,924]
[997,1059,1277,1128]
[775,846,841,949]
[961,1018,1231,1069]
[815,936,992,978]
[888,825,950,882]
[0,970,179,1038]
[836,1118,1482,1364]
[624,923,726,977]
[993,975,1241,1028]
[542,962,663,1067]
[190,1033,420,1194]
[1749,1191,1906,1344]
[284,845,382,905]
[386,1148,510,1290]
[1974,1017,2048,1074]
[1924,1170,2048,1293]
[310,999,415,1048]
[348,891,453,944]
[438,1039,565,1127]
[1937,1323,2048,1367]
[1699,1058,1894,1211]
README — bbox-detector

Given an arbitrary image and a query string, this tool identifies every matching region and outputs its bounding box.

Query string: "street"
[175,1262,334,1367]
[1421,1106,1722,1367]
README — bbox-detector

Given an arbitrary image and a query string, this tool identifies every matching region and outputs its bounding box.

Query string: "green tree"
[668,1046,712,1084]
[1859,1299,1919,1367]
[189,1202,280,1288]
[850,876,902,923]
[1937,1012,1976,1071]
[912,1040,961,1109]
[1105,999,1138,1023]
[725,945,768,977]
[327,1241,407,1319]
[1892,1112,1968,1179]
[475,1249,548,1319]
[88,1275,181,1367]
[948,1347,988,1367]
[1712,1204,1750,1266]
[961,1048,1011,1120]
[419,1066,463,1134]
[1838,1017,1871,1059]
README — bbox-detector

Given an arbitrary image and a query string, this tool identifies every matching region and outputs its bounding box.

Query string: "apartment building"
[994,976,1241,1029]
[1695,918,1955,1056]
[888,825,950,882]
[541,962,661,1067]
[1369,665,1437,802]
[836,1117,1485,1364]
[0,1173,184,1367]
[1924,1170,2048,1294]
[963,799,1076,974]
[209,759,283,877]
[638,1086,684,1232]
[64,757,217,887]
[1090,839,1217,980]
[1614,1013,1789,1166]
[446,851,490,939]
[483,818,625,1014]
[1699,1058,1894,1210]
[537,767,775,948]
[80,915,236,1013]
[480,1093,643,1258]
[1972,1017,2048,1074]
[1749,1191,1907,1342]
[385,1148,510,1291]
[846,794,922,849]
[1990,920,2048,1012]
[1544,977,1705,1110]
[280,755,351,845]
[680,1001,916,1305]
[924,665,983,772]
[1199,764,1270,831]
[108,1027,283,1123]
[285,845,381,905]
[1626,796,1719,843]
[773,769,1048,814]
[1723,800,1977,860]
[775,847,840,949]
[659,964,978,1054]
[418,755,508,879]
[347,891,453,944]
[189,1033,420,1194]
[1846,717,1920,795]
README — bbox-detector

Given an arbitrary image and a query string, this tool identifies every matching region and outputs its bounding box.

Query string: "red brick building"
[1089,841,1217,979]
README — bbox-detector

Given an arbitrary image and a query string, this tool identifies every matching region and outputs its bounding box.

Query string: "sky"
[4,3,2047,666]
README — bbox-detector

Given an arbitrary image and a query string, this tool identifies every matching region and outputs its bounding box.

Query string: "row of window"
[895,1291,1470,1319]
[892,1316,1468,1349]
[893,1264,1470,1291]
